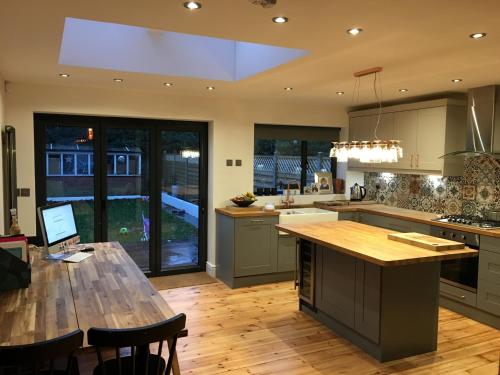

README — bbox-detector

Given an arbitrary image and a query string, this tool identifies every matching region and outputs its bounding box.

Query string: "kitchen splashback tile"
[363,156,499,216]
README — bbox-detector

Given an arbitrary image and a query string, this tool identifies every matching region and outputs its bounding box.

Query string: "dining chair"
[0,329,83,375]
[87,313,186,375]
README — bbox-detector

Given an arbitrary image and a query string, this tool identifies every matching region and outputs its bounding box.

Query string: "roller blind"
[254,124,340,142]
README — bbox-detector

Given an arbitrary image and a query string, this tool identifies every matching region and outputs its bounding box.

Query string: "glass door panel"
[160,131,201,271]
[44,125,94,243]
[105,128,151,271]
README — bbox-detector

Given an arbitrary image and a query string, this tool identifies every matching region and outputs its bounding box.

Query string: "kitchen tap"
[282,181,299,208]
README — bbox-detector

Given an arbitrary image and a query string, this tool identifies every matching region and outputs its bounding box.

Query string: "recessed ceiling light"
[206,86,215,91]
[164,82,174,87]
[336,91,345,95]
[469,32,486,39]
[451,79,463,83]
[59,73,70,78]
[399,88,408,93]
[272,16,288,24]
[184,2,202,10]
[113,78,124,83]
[284,87,293,91]
[347,28,363,36]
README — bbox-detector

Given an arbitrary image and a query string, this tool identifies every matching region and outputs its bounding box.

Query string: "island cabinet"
[307,243,441,362]
[315,246,381,343]
[216,211,294,288]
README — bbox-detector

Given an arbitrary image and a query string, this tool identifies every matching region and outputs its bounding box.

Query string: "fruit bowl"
[230,192,257,207]
[230,198,257,207]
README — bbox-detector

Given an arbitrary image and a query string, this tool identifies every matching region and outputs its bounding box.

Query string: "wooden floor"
[78,281,500,374]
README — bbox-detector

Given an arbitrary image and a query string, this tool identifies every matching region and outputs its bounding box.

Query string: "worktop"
[322,204,500,238]
[215,207,280,218]
[276,221,477,267]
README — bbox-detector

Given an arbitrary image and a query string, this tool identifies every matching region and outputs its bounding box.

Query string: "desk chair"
[0,329,83,375]
[87,313,186,375]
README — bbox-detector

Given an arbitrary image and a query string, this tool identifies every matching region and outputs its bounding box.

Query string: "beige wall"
[5,82,348,268]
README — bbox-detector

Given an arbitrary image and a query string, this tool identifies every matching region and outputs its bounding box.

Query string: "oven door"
[440,256,478,292]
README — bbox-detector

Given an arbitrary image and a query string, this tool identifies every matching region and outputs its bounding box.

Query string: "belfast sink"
[277,208,338,234]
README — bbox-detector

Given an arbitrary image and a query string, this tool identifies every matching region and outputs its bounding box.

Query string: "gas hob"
[431,215,500,229]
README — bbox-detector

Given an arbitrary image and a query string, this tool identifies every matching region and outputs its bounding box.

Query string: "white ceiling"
[1,0,500,106]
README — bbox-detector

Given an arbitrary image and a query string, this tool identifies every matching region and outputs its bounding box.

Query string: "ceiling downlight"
[184,2,202,10]
[272,16,288,24]
[347,28,363,36]
[470,32,487,39]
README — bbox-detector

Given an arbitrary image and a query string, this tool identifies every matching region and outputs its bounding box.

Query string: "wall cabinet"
[348,99,466,175]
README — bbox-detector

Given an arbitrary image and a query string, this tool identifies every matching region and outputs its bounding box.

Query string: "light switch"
[235,159,242,166]
[226,159,233,166]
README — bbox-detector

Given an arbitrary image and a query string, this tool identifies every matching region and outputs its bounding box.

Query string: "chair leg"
[166,338,181,375]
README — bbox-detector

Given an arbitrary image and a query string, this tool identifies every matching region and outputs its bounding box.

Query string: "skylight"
[59,18,309,81]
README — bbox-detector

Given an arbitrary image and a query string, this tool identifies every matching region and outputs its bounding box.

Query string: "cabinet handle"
[416,154,419,168]
[410,154,413,168]
[441,291,465,300]
[250,219,265,223]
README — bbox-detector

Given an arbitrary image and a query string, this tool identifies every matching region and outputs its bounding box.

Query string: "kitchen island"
[276,221,478,362]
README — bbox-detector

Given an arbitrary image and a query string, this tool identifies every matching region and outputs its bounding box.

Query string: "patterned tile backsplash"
[364,156,500,217]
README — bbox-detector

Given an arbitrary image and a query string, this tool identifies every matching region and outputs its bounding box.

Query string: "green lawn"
[71,198,198,244]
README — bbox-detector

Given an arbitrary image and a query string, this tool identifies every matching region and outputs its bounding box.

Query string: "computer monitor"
[37,202,79,251]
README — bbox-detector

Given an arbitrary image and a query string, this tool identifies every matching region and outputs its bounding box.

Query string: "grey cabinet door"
[479,249,500,285]
[477,279,500,316]
[234,217,278,277]
[355,260,381,343]
[316,246,356,328]
[277,236,296,272]
[359,213,429,234]
[338,212,359,222]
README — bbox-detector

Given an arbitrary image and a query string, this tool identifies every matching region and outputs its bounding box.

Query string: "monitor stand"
[44,235,81,259]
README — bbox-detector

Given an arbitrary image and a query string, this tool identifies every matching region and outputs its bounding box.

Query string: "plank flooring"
[78,281,500,374]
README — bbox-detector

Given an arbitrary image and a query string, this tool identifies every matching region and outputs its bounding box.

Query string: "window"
[46,152,141,176]
[253,124,340,194]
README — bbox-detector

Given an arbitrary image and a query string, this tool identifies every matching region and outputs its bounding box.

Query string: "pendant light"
[330,67,403,163]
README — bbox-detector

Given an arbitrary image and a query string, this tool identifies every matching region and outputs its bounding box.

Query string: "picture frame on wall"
[314,172,333,194]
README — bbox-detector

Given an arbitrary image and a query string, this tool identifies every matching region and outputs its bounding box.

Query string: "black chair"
[0,329,83,375]
[87,313,186,375]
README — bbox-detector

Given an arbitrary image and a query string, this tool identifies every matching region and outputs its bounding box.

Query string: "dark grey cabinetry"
[234,217,278,277]
[316,246,357,329]
[315,245,380,341]
[338,212,360,222]
[477,236,500,317]
[355,261,381,343]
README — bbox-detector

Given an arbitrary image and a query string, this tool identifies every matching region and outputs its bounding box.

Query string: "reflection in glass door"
[43,125,95,243]
[160,130,203,271]
[105,128,151,272]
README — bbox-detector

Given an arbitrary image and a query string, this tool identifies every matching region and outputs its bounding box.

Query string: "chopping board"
[387,232,465,251]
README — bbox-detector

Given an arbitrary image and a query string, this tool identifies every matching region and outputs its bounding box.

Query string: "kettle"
[350,183,367,201]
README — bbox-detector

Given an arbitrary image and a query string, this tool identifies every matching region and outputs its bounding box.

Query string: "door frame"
[34,113,208,277]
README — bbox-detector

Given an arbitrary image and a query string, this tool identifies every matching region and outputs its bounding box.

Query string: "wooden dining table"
[0,242,185,374]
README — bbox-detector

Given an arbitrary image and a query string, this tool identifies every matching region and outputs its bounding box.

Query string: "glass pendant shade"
[330,140,403,163]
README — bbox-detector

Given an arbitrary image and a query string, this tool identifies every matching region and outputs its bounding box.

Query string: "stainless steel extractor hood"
[441,85,500,160]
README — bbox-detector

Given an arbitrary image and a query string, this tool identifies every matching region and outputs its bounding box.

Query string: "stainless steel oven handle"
[441,291,466,300]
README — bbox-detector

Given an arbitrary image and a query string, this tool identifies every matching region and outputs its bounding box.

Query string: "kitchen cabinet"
[216,212,294,288]
[355,260,381,343]
[234,217,278,276]
[358,212,430,234]
[477,239,500,317]
[348,99,466,175]
[316,245,357,329]
[338,212,360,222]
[277,235,296,272]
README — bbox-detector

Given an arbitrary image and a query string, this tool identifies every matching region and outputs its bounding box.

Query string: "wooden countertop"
[0,243,181,347]
[323,204,500,238]
[276,221,478,267]
[216,207,280,218]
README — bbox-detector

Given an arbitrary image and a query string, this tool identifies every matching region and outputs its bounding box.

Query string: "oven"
[430,226,480,293]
